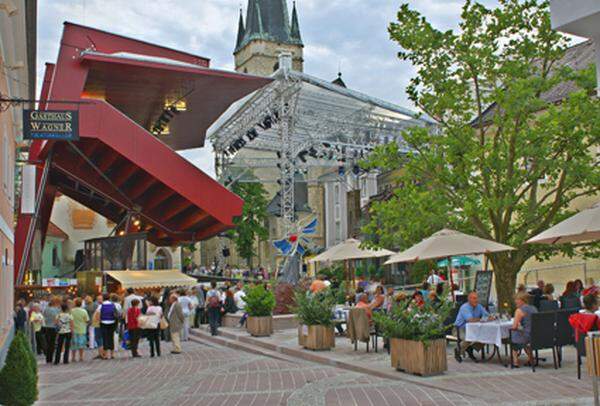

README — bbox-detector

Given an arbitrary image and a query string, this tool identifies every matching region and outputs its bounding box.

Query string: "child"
[54,303,74,364]
[70,298,89,362]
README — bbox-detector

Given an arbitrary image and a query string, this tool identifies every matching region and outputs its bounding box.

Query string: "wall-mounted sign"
[23,110,79,141]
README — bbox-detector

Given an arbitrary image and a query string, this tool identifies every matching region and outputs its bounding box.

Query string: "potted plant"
[294,291,336,350]
[374,296,452,376]
[244,284,276,337]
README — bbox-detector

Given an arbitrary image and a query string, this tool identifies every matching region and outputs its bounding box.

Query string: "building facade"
[0,0,36,365]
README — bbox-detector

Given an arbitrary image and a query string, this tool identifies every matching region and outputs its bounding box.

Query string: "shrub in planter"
[245,284,276,336]
[374,295,452,376]
[294,291,336,350]
[0,331,38,406]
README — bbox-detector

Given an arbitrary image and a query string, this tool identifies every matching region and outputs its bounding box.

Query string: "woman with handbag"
[146,296,163,357]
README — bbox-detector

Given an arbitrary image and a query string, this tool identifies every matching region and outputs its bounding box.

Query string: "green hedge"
[0,331,38,406]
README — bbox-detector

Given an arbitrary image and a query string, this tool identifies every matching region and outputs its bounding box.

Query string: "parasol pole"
[447,256,456,302]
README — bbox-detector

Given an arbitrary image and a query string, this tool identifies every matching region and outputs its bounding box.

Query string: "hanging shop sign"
[23,110,79,141]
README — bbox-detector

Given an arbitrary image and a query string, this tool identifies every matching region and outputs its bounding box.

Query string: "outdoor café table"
[465,319,513,365]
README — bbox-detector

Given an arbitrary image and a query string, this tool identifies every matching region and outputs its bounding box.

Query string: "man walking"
[167,294,185,354]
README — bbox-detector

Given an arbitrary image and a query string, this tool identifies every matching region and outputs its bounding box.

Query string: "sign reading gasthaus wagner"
[23,110,79,140]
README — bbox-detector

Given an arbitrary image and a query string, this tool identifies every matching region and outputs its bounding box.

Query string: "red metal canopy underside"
[80,51,271,150]
[15,23,265,279]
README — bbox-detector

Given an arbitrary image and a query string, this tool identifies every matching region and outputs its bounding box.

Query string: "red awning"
[79,51,271,150]
[35,99,243,245]
[16,23,261,280]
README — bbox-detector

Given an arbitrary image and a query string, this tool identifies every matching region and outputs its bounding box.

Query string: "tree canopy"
[363,0,600,307]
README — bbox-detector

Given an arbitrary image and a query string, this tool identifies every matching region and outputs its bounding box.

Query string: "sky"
[37,0,498,177]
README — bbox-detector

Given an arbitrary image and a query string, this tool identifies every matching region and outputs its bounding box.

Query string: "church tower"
[234,0,304,75]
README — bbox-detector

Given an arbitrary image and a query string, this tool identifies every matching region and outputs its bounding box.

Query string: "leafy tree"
[363,0,600,308]
[0,331,38,406]
[227,181,269,267]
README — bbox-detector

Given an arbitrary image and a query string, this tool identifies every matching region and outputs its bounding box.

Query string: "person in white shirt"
[234,282,246,311]
[178,289,193,341]
[427,270,442,286]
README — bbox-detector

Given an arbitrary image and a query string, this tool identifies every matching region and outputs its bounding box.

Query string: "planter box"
[390,338,447,376]
[246,316,273,337]
[301,325,335,351]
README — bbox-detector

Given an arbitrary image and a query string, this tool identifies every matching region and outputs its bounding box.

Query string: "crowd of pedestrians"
[12,285,216,364]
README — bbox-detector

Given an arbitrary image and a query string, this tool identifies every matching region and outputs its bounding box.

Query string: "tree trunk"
[490,252,526,315]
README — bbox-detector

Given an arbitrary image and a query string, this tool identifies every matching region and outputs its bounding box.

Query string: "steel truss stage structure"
[209,55,435,232]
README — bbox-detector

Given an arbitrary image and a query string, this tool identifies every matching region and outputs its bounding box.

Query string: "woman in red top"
[127,298,142,358]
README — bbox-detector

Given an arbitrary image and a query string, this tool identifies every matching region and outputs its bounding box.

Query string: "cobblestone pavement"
[38,333,596,406]
[38,338,491,406]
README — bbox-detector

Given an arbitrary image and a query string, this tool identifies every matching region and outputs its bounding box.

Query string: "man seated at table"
[454,291,489,363]
[310,275,328,294]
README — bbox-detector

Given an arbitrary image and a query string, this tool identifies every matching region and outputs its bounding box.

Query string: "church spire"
[290,1,302,44]
[236,0,302,52]
[236,8,245,50]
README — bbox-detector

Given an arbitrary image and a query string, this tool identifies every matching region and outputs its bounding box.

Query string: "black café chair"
[529,311,558,371]
[561,297,582,311]
[555,309,576,367]
[539,300,559,312]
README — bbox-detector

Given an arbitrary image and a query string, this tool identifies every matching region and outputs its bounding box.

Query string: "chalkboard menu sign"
[474,271,493,306]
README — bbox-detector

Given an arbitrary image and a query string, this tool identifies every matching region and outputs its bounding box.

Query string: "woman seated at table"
[370,286,385,311]
[411,291,425,309]
[580,294,600,316]
[510,291,537,368]
[559,281,579,308]
[355,295,372,323]
[542,283,555,301]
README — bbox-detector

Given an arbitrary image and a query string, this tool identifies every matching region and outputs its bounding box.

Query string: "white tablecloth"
[465,320,513,348]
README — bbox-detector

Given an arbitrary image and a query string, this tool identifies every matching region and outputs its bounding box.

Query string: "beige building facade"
[0,0,36,365]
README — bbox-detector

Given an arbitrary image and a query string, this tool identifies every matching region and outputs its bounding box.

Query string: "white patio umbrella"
[310,238,396,263]
[527,202,600,244]
[309,238,395,287]
[385,229,514,300]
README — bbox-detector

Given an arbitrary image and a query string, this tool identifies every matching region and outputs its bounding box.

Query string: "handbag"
[159,316,169,330]
[138,315,158,329]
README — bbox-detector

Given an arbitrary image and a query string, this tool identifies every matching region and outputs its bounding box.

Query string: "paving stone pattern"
[37,332,595,405]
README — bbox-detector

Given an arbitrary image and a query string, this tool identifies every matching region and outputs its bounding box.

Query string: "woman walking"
[127,298,142,358]
[54,303,74,364]
[70,298,89,362]
[98,293,118,359]
[146,296,163,357]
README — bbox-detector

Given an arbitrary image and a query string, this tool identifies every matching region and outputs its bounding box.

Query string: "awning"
[104,270,196,289]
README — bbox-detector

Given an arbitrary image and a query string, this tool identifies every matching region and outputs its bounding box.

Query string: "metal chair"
[529,311,559,372]
[555,309,576,367]
[539,300,559,312]
[561,297,582,311]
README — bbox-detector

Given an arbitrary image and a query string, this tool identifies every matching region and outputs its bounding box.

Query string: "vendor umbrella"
[385,229,514,300]
[527,202,600,244]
